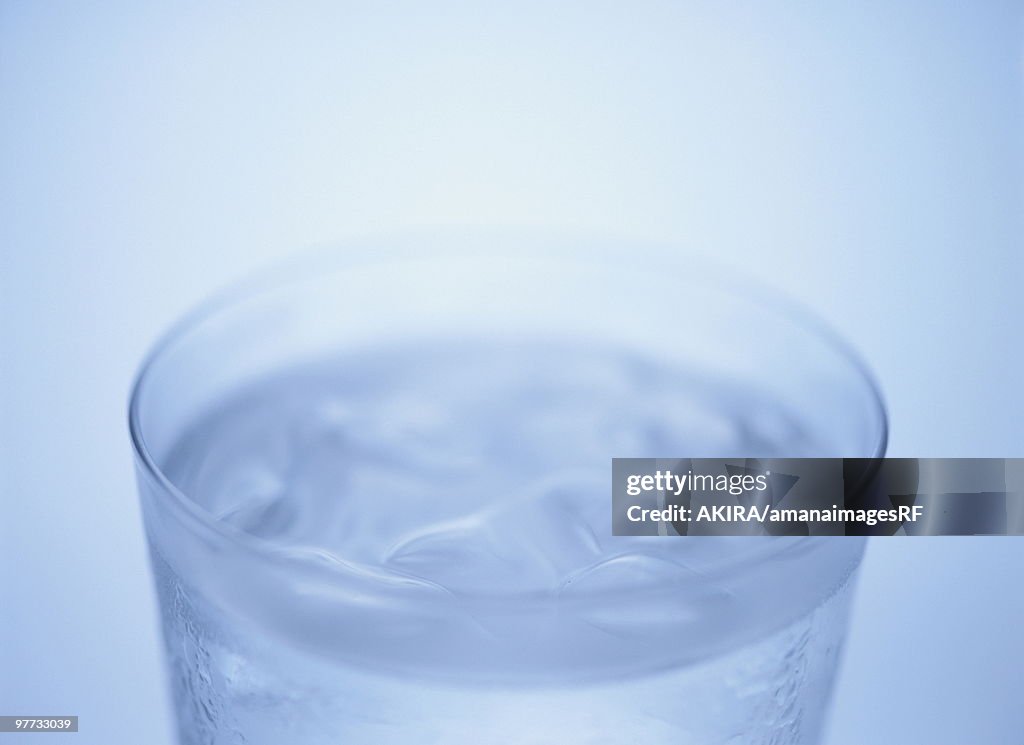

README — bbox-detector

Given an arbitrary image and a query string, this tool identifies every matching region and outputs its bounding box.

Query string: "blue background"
[2,2,1023,743]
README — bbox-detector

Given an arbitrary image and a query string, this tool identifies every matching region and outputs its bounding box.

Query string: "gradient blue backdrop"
[2,2,1023,743]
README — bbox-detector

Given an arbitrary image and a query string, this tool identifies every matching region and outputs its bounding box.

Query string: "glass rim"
[128,231,888,609]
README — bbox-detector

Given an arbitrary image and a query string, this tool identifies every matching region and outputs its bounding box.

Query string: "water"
[151,341,862,745]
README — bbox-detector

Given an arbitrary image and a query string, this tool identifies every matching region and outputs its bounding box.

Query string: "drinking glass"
[129,236,887,745]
